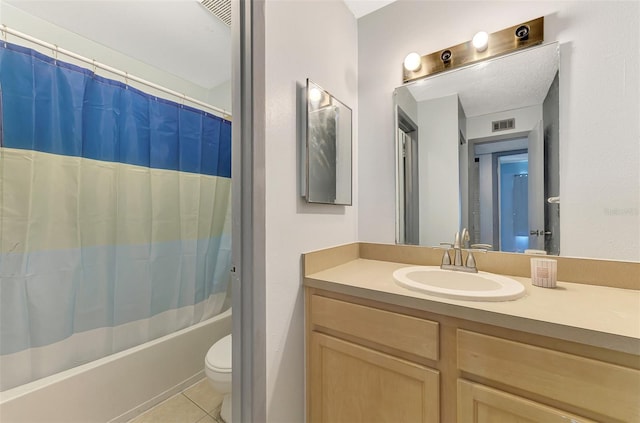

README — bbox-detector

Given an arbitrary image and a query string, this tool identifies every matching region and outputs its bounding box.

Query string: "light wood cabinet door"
[457,380,596,423]
[309,332,439,423]
[457,329,640,422]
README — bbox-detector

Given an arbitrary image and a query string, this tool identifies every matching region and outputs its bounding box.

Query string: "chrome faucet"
[452,228,469,266]
[440,228,489,273]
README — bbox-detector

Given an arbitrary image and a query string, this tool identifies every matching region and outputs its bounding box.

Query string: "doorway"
[468,134,540,252]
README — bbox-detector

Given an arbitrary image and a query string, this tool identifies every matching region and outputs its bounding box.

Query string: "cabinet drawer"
[457,329,640,422]
[310,295,439,360]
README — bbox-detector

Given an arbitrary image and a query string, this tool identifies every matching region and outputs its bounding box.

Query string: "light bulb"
[309,87,322,102]
[403,52,422,72]
[472,31,489,52]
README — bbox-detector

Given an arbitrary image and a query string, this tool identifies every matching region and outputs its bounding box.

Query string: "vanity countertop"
[304,257,640,355]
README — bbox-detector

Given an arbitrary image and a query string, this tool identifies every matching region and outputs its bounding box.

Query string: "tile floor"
[129,378,225,423]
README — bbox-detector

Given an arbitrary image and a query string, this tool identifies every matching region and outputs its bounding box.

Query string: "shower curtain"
[0,41,232,391]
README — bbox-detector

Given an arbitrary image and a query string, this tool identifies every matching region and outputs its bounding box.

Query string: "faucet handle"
[465,250,477,270]
[470,243,493,251]
[438,243,453,265]
[463,248,485,272]
[434,242,454,251]
[463,244,489,272]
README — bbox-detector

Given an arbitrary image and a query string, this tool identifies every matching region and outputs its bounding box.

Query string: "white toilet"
[205,334,232,422]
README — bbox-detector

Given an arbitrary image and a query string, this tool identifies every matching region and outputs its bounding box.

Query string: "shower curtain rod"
[1,25,231,120]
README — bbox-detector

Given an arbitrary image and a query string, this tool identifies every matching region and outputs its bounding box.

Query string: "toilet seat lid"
[206,334,232,372]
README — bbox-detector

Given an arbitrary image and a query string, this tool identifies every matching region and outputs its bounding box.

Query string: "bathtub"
[0,307,232,422]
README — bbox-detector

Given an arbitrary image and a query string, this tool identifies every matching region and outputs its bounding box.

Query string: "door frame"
[396,106,420,245]
[232,1,267,422]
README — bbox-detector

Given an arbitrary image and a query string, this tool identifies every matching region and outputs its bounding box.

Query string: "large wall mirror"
[395,42,560,254]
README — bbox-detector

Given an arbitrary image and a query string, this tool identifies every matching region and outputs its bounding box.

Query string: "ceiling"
[406,43,560,118]
[1,0,394,92]
[344,0,397,19]
[4,0,231,90]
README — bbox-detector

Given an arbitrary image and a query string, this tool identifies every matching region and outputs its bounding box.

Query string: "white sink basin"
[392,266,526,301]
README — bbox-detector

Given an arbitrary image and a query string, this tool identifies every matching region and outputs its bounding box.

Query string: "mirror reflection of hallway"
[468,117,558,254]
[469,138,528,252]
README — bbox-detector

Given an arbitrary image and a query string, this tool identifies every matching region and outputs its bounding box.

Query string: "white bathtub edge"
[0,308,232,423]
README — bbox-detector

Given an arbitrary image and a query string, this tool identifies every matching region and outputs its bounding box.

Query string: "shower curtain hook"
[2,25,8,47]
[125,72,129,87]
[52,44,59,62]
[92,59,97,74]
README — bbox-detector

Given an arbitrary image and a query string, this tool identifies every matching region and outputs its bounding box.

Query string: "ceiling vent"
[200,0,231,27]
[492,118,515,132]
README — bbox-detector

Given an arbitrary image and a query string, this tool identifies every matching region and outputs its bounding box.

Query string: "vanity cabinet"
[305,288,640,423]
[307,293,440,422]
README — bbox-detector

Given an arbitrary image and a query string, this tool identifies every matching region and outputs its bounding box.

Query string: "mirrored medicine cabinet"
[302,79,353,205]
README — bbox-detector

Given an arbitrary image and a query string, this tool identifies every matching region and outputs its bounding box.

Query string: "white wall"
[206,80,232,114]
[263,1,358,421]
[358,1,639,261]
[418,94,460,245]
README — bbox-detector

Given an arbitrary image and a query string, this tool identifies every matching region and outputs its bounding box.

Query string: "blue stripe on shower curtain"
[0,41,231,389]
[0,42,231,177]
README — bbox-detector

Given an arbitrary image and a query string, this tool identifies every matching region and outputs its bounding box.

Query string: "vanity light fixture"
[402,16,544,83]
[403,52,422,72]
[472,31,489,52]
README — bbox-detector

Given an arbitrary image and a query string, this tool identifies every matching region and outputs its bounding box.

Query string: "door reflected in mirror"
[395,42,560,254]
